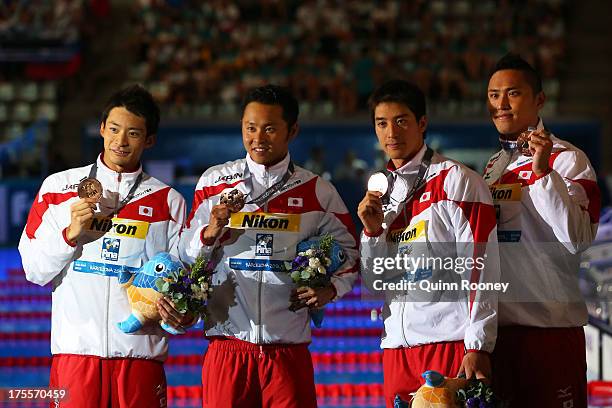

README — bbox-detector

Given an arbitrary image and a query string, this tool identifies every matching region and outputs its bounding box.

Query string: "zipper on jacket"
[256,170,270,346]
[115,173,122,216]
[400,210,410,346]
[105,172,121,356]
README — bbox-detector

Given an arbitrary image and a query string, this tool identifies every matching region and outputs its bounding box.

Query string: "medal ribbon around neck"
[487,126,537,185]
[242,160,295,208]
[87,161,144,215]
[369,146,434,210]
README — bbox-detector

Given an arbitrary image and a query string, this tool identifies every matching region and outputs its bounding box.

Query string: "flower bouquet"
[154,253,215,334]
[287,234,346,326]
[288,234,336,290]
[396,370,505,408]
[456,380,502,408]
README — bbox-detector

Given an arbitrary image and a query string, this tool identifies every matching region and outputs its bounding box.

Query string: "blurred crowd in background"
[131,0,566,118]
[0,0,568,179]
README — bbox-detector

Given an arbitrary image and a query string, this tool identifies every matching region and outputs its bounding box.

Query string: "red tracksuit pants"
[383,341,465,408]
[202,337,318,408]
[49,354,167,408]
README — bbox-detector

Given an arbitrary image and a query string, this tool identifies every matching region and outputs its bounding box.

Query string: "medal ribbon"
[242,161,295,207]
[382,146,434,207]
[87,162,144,215]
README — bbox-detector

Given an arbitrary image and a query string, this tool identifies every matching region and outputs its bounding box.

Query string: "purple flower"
[466,398,480,408]
[293,256,308,268]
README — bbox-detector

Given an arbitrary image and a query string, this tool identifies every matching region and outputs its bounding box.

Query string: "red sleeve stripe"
[186,179,244,228]
[333,212,358,246]
[25,191,78,239]
[568,178,601,224]
[456,201,497,314]
[336,262,359,276]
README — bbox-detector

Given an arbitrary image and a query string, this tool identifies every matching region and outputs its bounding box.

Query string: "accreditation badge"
[73,217,150,276]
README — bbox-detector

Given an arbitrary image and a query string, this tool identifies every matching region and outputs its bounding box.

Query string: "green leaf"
[155,279,165,292]
[161,281,170,292]
[318,234,335,255]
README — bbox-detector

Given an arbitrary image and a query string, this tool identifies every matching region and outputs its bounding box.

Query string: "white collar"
[245,152,291,180]
[388,144,428,175]
[96,153,143,182]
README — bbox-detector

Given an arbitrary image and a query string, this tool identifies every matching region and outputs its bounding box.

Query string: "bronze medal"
[220,189,246,213]
[78,178,103,201]
[517,126,537,157]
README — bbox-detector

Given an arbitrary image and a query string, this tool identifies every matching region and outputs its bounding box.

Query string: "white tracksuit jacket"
[18,155,186,361]
[361,144,500,352]
[483,120,600,327]
[180,153,359,344]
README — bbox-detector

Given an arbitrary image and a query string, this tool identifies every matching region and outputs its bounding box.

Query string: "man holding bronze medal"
[483,54,600,407]
[358,80,500,407]
[18,85,187,407]
[179,85,358,408]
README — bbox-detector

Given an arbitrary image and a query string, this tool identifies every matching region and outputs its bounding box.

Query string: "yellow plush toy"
[410,371,467,408]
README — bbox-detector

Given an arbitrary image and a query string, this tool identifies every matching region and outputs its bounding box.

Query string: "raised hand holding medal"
[201,189,246,245]
[65,177,103,244]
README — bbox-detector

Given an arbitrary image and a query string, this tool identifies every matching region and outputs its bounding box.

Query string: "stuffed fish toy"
[117,252,184,335]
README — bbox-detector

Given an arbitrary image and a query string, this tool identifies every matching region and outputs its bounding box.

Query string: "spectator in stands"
[482,53,600,408]
[333,150,369,185]
[303,145,331,180]
[126,1,568,118]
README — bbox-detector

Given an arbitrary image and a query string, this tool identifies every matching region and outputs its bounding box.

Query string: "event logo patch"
[256,234,274,256]
[101,238,120,261]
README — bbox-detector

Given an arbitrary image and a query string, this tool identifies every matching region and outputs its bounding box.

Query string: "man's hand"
[201,204,232,244]
[357,191,384,235]
[528,129,553,177]
[289,285,335,311]
[157,296,196,329]
[65,198,98,243]
[457,352,491,383]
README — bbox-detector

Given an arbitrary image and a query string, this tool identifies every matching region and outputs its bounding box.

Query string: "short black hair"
[101,85,160,136]
[241,85,299,128]
[489,53,543,94]
[368,80,427,122]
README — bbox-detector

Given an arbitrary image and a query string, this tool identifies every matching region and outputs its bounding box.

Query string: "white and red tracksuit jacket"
[179,153,359,345]
[361,144,500,353]
[483,120,600,327]
[18,155,186,361]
